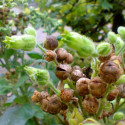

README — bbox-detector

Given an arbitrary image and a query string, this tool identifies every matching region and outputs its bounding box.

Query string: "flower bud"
[113,112,125,121]
[45,50,56,62]
[117,26,125,40]
[56,48,68,62]
[76,78,90,96]
[115,120,125,125]
[89,77,107,98]
[82,96,99,114]
[118,84,125,98]
[44,36,58,50]
[60,89,74,102]
[55,64,72,80]
[108,31,117,43]
[96,42,112,57]
[65,53,74,64]
[47,95,61,114]
[107,87,119,101]
[61,31,95,57]
[71,70,83,82]
[24,27,36,37]
[3,34,36,51]
[31,90,42,103]
[99,61,121,83]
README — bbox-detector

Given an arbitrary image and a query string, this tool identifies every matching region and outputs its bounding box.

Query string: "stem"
[55,114,65,125]
[114,100,125,112]
[36,44,46,53]
[116,44,125,56]
[32,117,39,125]
[122,53,125,70]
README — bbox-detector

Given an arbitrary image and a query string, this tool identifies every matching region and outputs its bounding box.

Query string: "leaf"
[5,49,15,58]
[27,52,42,59]
[16,75,28,88]
[0,104,36,125]
[99,0,112,10]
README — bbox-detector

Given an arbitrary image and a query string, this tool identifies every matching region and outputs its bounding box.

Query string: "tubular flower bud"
[45,50,56,62]
[118,84,125,98]
[107,31,117,43]
[117,26,125,40]
[3,35,36,51]
[61,31,95,57]
[89,77,107,98]
[81,118,100,125]
[96,42,112,57]
[24,27,36,37]
[76,78,90,96]
[99,61,121,83]
[115,120,125,125]
[24,66,49,85]
[44,36,58,50]
[82,96,99,114]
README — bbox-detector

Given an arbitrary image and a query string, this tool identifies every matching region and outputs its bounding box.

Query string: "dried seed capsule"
[48,95,61,114]
[61,103,68,110]
[76,78,90,96]
[4,8,9,12]
[5,20,8,24]
[89,77,107,98]
[18,12,23,18]
[71,70,83,82]
[107,87,119,101]
[100,61,121,83]
[15,18,19,23]
[82,96,99,114]
[56,48,68,62]
[45,50,56,62]
[32,90,43,103]
[41,98,49,112]
[44,36,58,50]
[0,14,3,20]
[5,71,10,79]
[10,69,16,75]
[72,65,81,71]
[41,91,49,100]
[118,84,125,98]
[65,53,73,64]
[98,53,112,62]
[60,89,74,102]
[55,64,72,80]
[110,55,122,64]
[11,30,17,35]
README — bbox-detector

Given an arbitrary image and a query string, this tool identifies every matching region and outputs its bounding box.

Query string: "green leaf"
[0,104,36,125]
[99,0,112,10]
[16,75,28,88]
[5,49,15,58]
[27,52,42,59]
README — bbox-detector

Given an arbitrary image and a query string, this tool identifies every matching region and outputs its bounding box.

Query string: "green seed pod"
[113,112,125,121]
[61,31,95,57]
[115,75,125,85]
[107,31,117,43]
[96,42,112,56]
[24,66,49,85]
[69,119,79,125]
[3,35,36,51]
[81,118,100,125]
[24,27,36,37]
[117,26,125,40]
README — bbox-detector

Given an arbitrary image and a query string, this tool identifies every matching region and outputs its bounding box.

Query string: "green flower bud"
[115,75,125,85]
[3,34,36,51]
[117,26,125,40]
[96,42,111,56]
[113,112,125,121]
[24,27,36,37]
[61,31,95,57]
[24,66,49,85]
[103,101,112,111]
[69,119,79,125]
[108,31,117,43]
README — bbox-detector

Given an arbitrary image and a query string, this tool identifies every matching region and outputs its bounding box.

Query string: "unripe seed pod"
[32,90,43,102]
[117,26,125,40]
[48,95,61,114]
[76,78,90,96]
[118,84,125,98]
[71,70,83,82]
[44,36,58,50]
[41,98,49,112]
[65,53,73,64]
[115,120,125,125]
[107,87,119,101]
[89,77,107,98]
[108,31,117,43]
[55,64,72,80]
[82,96,99,114]
[110,55,122,64]
[10,69,16,75]
[100,61,121,83]
[18,12,23,18]
[45,50,56,62]
[72,65,81,71]
[56,48,68,62]
[113,112,125,121]
[60,89,74,102]
[82,118,100,125]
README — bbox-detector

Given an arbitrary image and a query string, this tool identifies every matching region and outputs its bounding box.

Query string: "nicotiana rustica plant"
[2,26,125,125]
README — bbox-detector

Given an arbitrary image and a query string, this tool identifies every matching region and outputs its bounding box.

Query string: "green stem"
[122,53,125,70]
[32,117,39,125]
[114,100,125,112]
[55,114,65,125]
[116,44,125,56]
[36,43,46,53]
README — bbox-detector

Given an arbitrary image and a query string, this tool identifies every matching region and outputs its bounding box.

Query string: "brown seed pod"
[60,89,74,102]
[47,95,61,115]
[44,36,58,50]
[5,71,10,79]
[41,91,49,100]
[10,69,16,75]
[71,70,83,82]
[41,98,49,112]
[72,65,81,71]
[4,8,9,12]
[107,87,119,101]
[0,14,3,20]
[76,78,90,96]
[5,20,8,24]
[89,77,107,98]
[32,90,43,103]
[15,18,19,23]
[61,103,68,110]
[55,64,72,80]
[11,30,17,35]
[118,84,125,98]
[110,55,122,64]
[45,50,56,62]
[0,9,3,14]
[18,12,23,18]
[56,48,68,62]
[98,54,111,62]
[23,17,28,21]
[65,53,73,64]
[99,61,121,83]
[82,96,99,114]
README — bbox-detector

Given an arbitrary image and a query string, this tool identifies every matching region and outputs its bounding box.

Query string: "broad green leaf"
[27,52,42,59]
